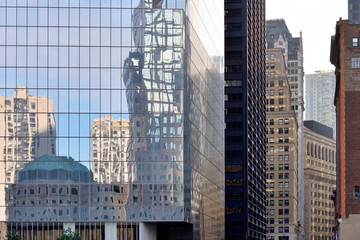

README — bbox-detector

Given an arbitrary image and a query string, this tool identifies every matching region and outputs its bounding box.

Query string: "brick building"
[330,16,360,239]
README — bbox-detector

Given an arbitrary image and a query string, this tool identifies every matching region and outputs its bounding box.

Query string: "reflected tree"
[56,228,81,240]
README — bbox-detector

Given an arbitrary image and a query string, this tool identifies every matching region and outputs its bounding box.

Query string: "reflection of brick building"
[91,116,130,183]
[266,48,299,240]
[330,17,360,239]
[303,121,336,240]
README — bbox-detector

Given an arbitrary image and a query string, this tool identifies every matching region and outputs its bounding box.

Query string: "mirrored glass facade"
[0,0,224,239]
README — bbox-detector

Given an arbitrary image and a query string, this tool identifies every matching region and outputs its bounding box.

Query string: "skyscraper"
[305,71,336,137]
[265,48,299,240]
[266,19,305,238]
[224,0,267,239]
[330,15,360,239]
[0,0,225,239]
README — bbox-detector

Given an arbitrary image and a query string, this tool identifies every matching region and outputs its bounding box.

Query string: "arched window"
[332,151,335,163]
[318,146,321,159]
[315,145,317,158]
[311,143,314,157]
[307,143,310,155]
[322,148,324,160]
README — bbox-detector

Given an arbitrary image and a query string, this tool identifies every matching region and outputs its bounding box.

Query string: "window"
[278,227,283,233]
[352,57,360,68]
[355,186,360,199]
[270,209,274,215]
[278,99,284,104]
[279,80,283,87]
[270,54,275,60]
[269,218,274,224]
[284,164,289,170]
[353,37,359,47]
[279,89,284,96]
[278,119,283,125]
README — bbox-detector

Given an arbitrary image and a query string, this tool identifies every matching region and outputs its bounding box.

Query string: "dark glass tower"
[224,0,267,239]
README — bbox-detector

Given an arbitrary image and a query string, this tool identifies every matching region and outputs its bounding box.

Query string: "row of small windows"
[267,200,289,206]
[266,89,284,96]
[267,190,290,198]
[268,208,289,215]
[306,142,334,163]
[267,128,289,134]
[267,181,289,188]
[267,164,289,170]
[267,172,289,180]
[267,155,290,161]
[267,217,290,225]
[267,137,289,143]
[267,119,289,125]
[267,146,290,152]
[266,54,275,60]
[266,226,290,233]
[266,80,284,87]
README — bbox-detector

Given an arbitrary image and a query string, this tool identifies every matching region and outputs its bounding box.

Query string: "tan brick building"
[303,122,336,240]
[266,48,299,240]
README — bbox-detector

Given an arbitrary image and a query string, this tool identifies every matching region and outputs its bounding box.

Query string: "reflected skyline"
[0,0,224,239]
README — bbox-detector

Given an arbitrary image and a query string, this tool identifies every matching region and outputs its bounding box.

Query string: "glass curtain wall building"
[0,0,224,239]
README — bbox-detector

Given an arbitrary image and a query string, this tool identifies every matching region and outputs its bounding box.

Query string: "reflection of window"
[71,188,78,195]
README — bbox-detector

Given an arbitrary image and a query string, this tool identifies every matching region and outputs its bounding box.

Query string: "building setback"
[224,0,267,239]
[330,17,360,239]
[266,48,299,240]
[266,19,305,239]
[303,121,336,240]
[305,71,336,137]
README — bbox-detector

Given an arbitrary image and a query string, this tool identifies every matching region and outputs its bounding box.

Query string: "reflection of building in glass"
[123,6,185,222]
[0,87,56,184]
[6,155,130,235]
[305,71,336,137]
[0,0,224,239]
[91,117,130,183]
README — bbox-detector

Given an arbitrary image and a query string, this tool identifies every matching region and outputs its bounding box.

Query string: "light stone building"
[303,122,336,240]
[266,48,298,240]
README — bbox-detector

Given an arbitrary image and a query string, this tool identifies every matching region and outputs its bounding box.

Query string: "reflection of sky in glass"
[0,6,138,164]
